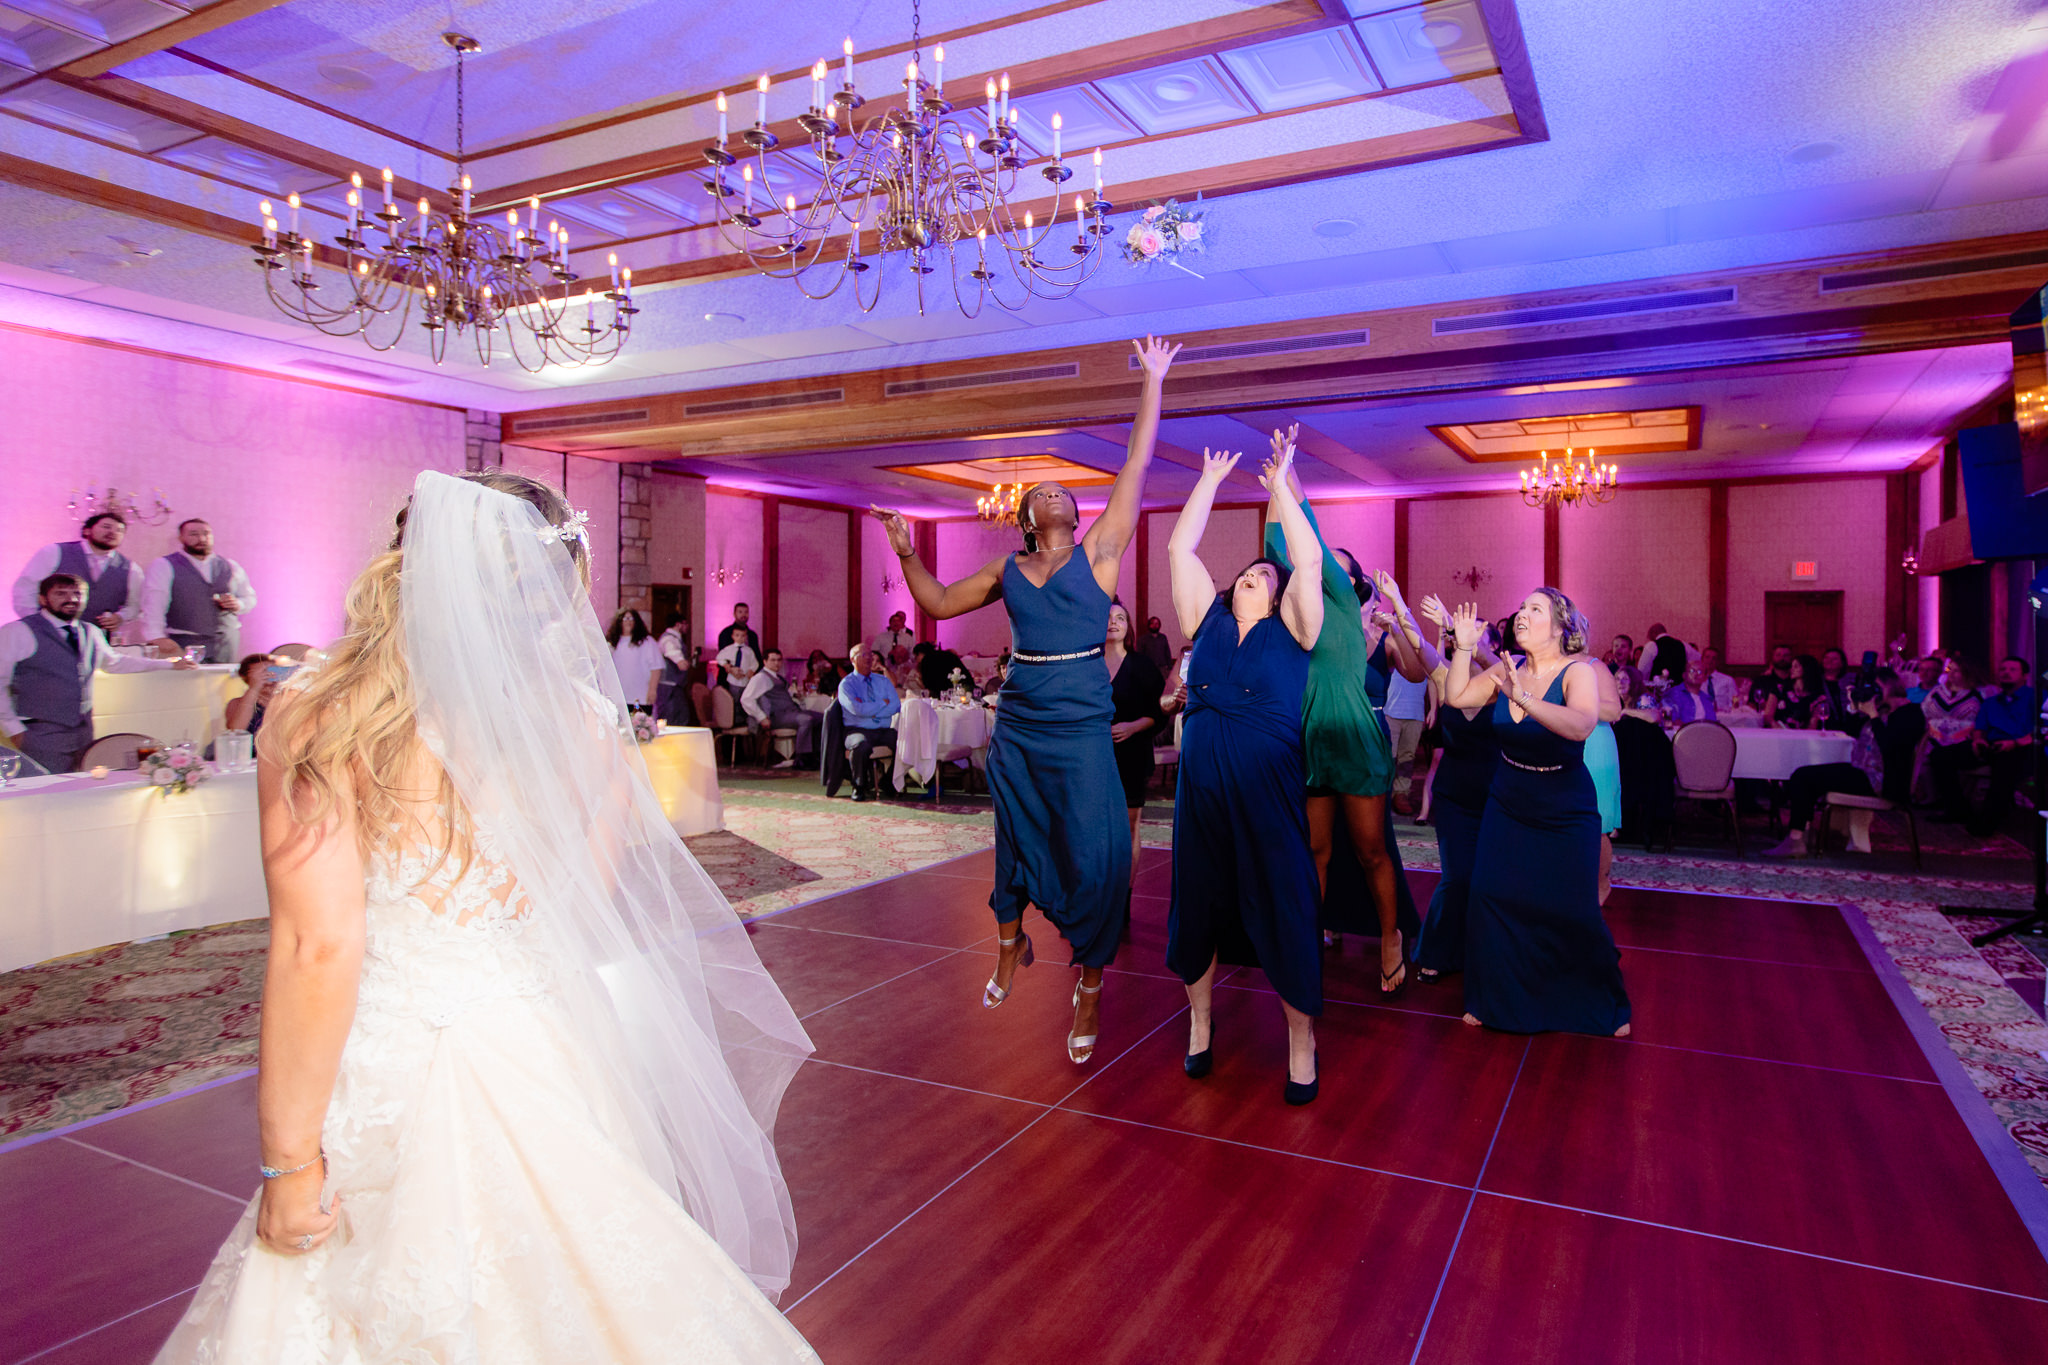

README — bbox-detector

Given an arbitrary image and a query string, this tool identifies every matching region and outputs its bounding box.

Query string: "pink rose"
[1176,220,1203,241]
[168,753,191,768]
[151,768,175,786]
[1135,228,1165,257]
[1142,206,1166,222]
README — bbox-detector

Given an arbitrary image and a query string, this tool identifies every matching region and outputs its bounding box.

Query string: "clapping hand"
[1133,335,1182,380]
[1451,602,1483,652]
[1199,447,1242,485]
[869,506,914,557]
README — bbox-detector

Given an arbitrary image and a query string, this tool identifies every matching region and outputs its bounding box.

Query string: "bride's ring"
[295,1235,313,1251]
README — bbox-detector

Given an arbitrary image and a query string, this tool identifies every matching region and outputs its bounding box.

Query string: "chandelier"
[702,0,1115,317]
[67,483,171,526]
[252,33,634,371]
[977,482,1024,525]
[1519,448,1617,510]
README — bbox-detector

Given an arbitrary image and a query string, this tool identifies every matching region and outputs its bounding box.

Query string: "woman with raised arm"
[157,471,816,1364]
[1408,594,1501,982]
[1168,445,1328,1104]
[871,336,1179,1065]
[1257,427,1412,996]
[1443,590,1632,1037]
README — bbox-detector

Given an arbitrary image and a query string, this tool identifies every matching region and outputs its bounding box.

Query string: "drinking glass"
[182,645,205,664]
[218,729,254,772]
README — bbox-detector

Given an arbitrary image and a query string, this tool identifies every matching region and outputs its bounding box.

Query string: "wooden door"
[649,583,693,650]
[1763,591,1844,659]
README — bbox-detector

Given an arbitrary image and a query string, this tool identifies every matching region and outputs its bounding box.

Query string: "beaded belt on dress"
[1011,645,1104,664]
[1501,755,1564,773]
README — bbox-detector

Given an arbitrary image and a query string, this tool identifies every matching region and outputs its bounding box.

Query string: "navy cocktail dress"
[1464,664,1632,1034]
[1413,701,1498,976]
[985,550,1128,968]
[1168,599,1323,1015]
[1320,635,1422,945]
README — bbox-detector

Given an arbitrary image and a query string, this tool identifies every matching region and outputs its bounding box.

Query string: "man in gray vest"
[11,512,145,636]
[143,518,257,664]
[1,573,191,773]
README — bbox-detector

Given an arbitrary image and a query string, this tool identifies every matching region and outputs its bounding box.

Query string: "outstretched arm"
[1264,449,1324,650]
[871,508,1006,620]
[1085,336,1180,565]
[1168,449,1237,639]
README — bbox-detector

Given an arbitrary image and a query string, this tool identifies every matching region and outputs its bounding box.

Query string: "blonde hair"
[260,470,588,860]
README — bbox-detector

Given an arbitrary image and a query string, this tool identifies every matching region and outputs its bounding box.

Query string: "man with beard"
[12,511,145,638]
[144,518,257,663]
[2,573,191,772]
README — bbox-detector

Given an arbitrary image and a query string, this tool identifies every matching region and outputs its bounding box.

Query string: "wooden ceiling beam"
[57,0,292,79]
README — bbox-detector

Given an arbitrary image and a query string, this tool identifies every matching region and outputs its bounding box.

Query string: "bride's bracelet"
[260,1150,324,1180]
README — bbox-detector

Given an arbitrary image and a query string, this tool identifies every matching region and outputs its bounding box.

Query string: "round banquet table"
[891,697,994,791]
[638,726,724,836]
[1730,728,1856,781]
[92,664,236,749]
[0,766,264,972]
[800,692,834,715]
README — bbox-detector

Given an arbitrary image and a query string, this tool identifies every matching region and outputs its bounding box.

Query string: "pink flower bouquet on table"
[1123,197,1207,277]
[631,711,659,744]
[140,747,211,796]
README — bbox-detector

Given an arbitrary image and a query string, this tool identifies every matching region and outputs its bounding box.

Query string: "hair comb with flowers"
[536,508,591,547]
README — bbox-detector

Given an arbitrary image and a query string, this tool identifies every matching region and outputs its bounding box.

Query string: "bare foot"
[1379,928,1405,983]
[1614,1022,1631,1038]
[1070,980,1102,1057]
[991,932,1031,997]
[1462,1012,1483,1027]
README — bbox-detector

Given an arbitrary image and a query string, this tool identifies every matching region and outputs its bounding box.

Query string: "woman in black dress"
[1105,600,1166,891]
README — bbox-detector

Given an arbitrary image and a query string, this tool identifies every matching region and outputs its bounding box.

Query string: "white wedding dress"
[154,472,818,1364]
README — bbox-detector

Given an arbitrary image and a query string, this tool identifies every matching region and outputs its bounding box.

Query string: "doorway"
[650,583,694,651]
[1763,591,1844,660]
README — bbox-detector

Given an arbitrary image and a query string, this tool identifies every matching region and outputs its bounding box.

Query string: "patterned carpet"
[5,770,2046,1188]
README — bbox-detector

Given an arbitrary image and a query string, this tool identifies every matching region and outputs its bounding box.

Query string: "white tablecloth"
[892,698,994,790]
[0,766,264,972]
[1730,728,1855,781]
[93,665,236,749]
[639,727,724,836]
[800,693,834,715]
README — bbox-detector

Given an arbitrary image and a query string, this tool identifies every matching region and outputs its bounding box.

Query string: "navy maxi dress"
[985,551,1129,968]
[1464,664,1632,1034]
[1413,701,1499,976]
[1168,599,1323,1015]
[1321,635,1423,946]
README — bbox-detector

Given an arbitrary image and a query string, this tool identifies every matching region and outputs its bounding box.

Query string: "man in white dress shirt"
[2,573,191,772]
[740,649,820,768]
[143,519,256,664]
[715,632,761,700]
[872,611,915,670]
[1699,645,1737,713]
[12,512,145,637]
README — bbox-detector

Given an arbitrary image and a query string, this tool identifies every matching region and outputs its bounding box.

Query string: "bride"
[155,471,818,1363]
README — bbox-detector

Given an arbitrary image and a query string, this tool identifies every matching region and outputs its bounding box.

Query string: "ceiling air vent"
[886,363,1079,397]
[1432,287,1737,336]
[1817,248,2048,294]
[1127,329,1371,368]
[510,408,650,435]
[683,389,844,417]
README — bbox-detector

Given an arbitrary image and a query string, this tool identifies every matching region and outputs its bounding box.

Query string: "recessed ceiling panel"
[613,168,711,224]
[544,187,696,240]
[1221,27,1382,113]
[1094,56,1257,136]
[1007,84,1137,160]
[883,453,1117,490]
[157,137,335,195]
[0,10,96,69]
[0,82,198,151]
[1352,1,1497,89]
[1431,407,1703,461]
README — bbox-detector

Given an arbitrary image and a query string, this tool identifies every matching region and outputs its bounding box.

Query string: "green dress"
[1264,500,1395,797]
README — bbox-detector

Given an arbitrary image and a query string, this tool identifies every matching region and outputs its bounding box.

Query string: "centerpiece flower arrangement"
[948,666,972,703]
[1123,197,1207,278]
[141,746,210,796]
[630,711,659,744]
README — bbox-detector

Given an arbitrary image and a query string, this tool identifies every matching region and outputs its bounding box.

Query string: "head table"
[92,664,237,748]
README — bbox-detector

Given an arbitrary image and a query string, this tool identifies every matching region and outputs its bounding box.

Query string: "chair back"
[78,732,156,771]
[710,686,737,730]
[270,642,316,662]
[1670,721,1737,793]
[690,683,713,728]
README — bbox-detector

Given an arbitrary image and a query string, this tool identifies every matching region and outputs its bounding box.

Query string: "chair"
[707,687,754,766]
[1669,720,1742,856]
[270,642,316,662]
[0,747,51,780]
[1814,791,1920,869]
[1152,712,1183,795]
[77,732,156,771]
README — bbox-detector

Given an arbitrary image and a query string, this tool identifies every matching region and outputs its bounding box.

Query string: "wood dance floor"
[5,849,2047,1362]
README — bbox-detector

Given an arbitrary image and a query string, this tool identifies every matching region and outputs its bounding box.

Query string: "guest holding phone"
[224,653,288,736]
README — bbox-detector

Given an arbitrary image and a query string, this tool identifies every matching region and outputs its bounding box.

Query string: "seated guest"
[143,518,256,663]
[1749,643,1796,712]
[804,648,847,695]
[1616,672,1663,723]
[1932,654,2035,835]
[1817,647,1856,731]
[913,640,968,697]
[1667,660,1717,723]
[1699,646,1736,712]
[1772,654,1827,728]
[1765,669,1927,856]
[982,656,1007,700]
[224,653,283,735]
[606,609,663,709]
[836,642,900,801]
[1906,654,1943,704]
[12,512,145,637]
[872,611,915,671]
[1719,676,1765,727]
[1605,633,1643,700]
[742,648,821,769]
[1,572,192,772]
[655,612,693,725]
[1921,655,1983,746]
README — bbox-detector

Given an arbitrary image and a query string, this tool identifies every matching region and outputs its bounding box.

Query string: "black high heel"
[1184,1012,1214,1078]
[1284,1049,1319,1106]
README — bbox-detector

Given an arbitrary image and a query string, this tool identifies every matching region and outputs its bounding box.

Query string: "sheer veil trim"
[400,471,811,1298]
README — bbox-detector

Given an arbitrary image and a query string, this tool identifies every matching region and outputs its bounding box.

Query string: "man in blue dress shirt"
[837,642,901,802]
[1950,655,2038,836]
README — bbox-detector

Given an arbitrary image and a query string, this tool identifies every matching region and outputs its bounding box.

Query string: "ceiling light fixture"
[701,0,1114,318]
[251,33,634,372]
[1519,447,1618,510]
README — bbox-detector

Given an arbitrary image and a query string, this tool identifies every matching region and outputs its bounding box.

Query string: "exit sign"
[1791,560,1819,581]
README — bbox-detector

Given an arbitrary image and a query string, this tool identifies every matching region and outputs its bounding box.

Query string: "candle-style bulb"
[350,171,362,189]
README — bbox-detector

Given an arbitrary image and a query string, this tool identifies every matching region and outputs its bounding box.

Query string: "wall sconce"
[711,564,745,587]
[1451,564,1492,593]
[1901,547,1920,576]
[879,568,903,594]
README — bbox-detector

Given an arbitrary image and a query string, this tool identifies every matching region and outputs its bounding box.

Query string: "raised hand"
[1132,335,1182,381]
[1374,570,1408,614]
[1267,423,1298,463]
[1418,593,1448,631]
[1451,602,1483,652]
[1199,447,1242,485]
[1256,443,1293,494]
[869,505,914,557]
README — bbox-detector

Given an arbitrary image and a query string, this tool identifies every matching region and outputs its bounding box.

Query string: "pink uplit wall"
[497,446,620,622]
[1308,500,1397,582]
[775,503,848,659]
[0,326,463,650]
[1559,487,1712,652]
[1143,505,1261,652]
[648,471,706,634]
[703,490,765,651]
[1917,457,1942,653]
[1726,477,1888,663]
[860,513,915,655]
[1407,495,1543,626]
[934,519,1024,656]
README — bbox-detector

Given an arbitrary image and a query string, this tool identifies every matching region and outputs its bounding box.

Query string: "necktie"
[62,624,80,656]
